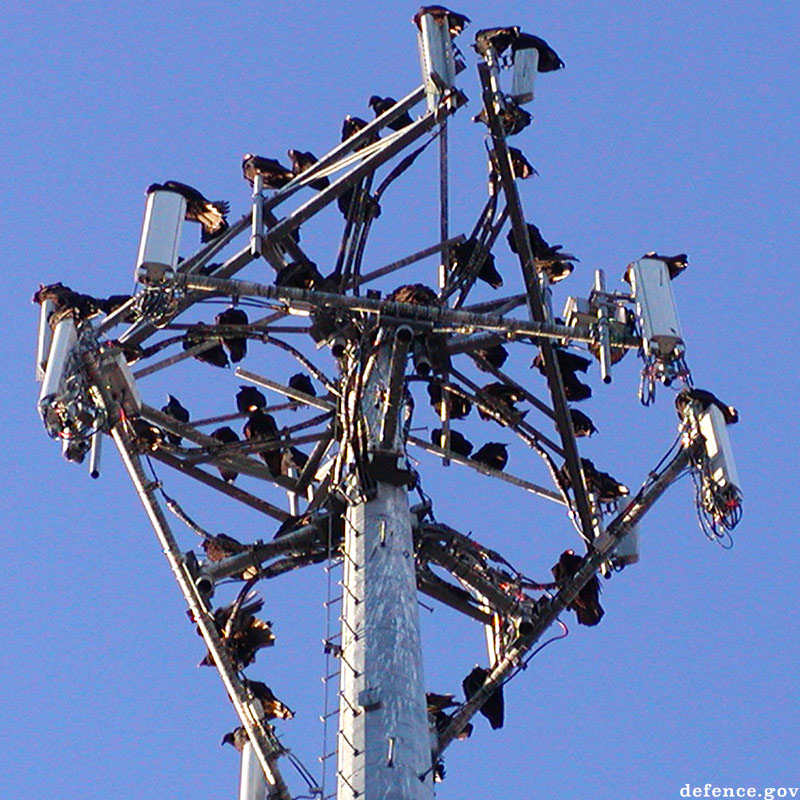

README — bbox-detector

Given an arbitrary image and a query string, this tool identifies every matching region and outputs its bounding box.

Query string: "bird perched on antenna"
[288,372,316,397]
[236,386,267,415]
[532,347,593,402]
[508,223,577,283]
[489,146,537,184]
[569,408,598,438]
[246,680,295,721]
[198,594,275,669]
[182,323,229,368]
[387,283,440,306]
[215,307,249,363]
[342,115,379,150]
[551,549,604,626]
[626,251,688,281]
[243,410,281,476]
[473,343,508,370]
[241,154,294,189]
[427,382,472,420]
[471,442,508,471]
[287,149,329,190]
[450,237,503,289]
[413,5,470,37]
[368,95,414,130]
[675,387,738,425]
[430,428,473,457]
[160,395,190,445]
[559,458,628,505]
[146,181,229,242]
[221,726,249,752]
[462,665,504,729]
[477,382,526,424]
[210,426,240,483]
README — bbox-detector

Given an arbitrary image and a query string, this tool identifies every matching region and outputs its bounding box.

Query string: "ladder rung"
[320,707,340,721]
[324,595,343,607]
[322,670,341,682]
[318,748,338,762]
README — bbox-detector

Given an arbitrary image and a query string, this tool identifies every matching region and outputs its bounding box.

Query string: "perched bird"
[200,596,275,669]
[412,5,470,37]
[281,447,308,477]
[241,153,294,189]
[236,385,267,415]
[243,410,281,475]
[337,185,382,221]
[427,382,472,420]
[532,349,593,402]
[478,382,526,423]
[32,282,102,320]
[551,549,604,626]
[387,283,440,306]
[161,395,190,445]
[341,115,379,150]
[489,146,537,181]
[131,418,163,451]
[246,680,295,720]
[97,294,135,319]
[675,387,738,425]
[368,95,414,130]
[473,101,531,136]
[275,260,325,290]
[183,324,229,369]
[507,223,577,283]
[512,33,565,72]
[560,459,628,504]
[451,238,503,289]
[471,442,508,471]
[201,532,247,562]
[210,426,240,483]
[569,408,598,438]
[474,343,508,370]
[430,428,473,458]
[287,149,329,190]
[148,181,229,242]
[215,307,249,363]
[221,726,248,752]
[473,26,520,57]
[426,692,458,713]
[288,373,316,397]
[643,251,688,280]
[462,666,504,729]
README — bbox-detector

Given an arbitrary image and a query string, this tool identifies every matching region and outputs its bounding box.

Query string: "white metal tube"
[38,315,77,408]
[88,432,102,479]
[240,741,267,800]
[36,299,55,381]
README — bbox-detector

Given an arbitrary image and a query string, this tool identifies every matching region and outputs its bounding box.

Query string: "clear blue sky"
[3,2,799,799]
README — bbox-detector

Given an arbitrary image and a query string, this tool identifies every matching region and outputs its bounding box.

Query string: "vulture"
[478,382,526,423]
[199,595,275,669]
[569,408,598,438]
[427,382,472,420]
[160,395,189,445]
[182,324,229,369]
[451,238,503,289]
[462,665,504,729]
[473,343,508,370]
[201,532,247,563]
[471,442,508,471]
[236,385,267,415]
[508,223,577,283]
[412,6,470,37]
[147,181,229,242]
[675,387,738,425]
[387,283,439,306]
[288,372,316,397]
[551,549,604,626]
[430,428,473,458]
[287,149,329,190]
[368,95,413,130]
[215,307,249,363]
[241,153,294,189]
[246,680,295,720]
[210,426,240,483]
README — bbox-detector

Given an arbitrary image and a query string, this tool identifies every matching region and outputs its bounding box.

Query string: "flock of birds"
[34,6,732,780]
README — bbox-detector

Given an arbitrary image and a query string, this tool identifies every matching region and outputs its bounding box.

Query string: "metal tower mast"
[33,9,743,800]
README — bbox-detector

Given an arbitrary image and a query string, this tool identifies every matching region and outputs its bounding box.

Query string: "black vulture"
[473,26,520,57]
[182,324,229,368]
[508,223,577,283]
[287,149,329,190]
[512,33,565,72]
[210,426,240,483]
[341,115,379,149]
[387,283,440,306]
[551,549,604,626]
[131,418,163,451]
[215,307,249,363]
[244,411,281,475]
[569,408,598,438]
[149,181,229,242]
[451,238,503,289]
[246,680,295,720]
[532,349,592,402]
[474,343,508,370]
[368,95,414,130]
[199,596,275,669]
[160,395,189,445]
[560,458,628,504]
[462,666,504,729]
[675,387,738,425]
[643,251,688,280]
[477,382,526,423]
[471,442,508,471]
[32,282,102,320]
[288,373,316,397]
[236,386,267,414]
[413,6,470,37]
[241,154,294,189]
[430,428,473,458]
[201,532,247,562]
[489,146,537,181]
[474,102,531,136]
[221,726,248,752]
[275,260,325,290]
[427,382,472,420]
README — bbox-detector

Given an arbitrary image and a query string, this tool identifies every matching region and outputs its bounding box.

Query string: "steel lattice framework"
[34,10,741,800]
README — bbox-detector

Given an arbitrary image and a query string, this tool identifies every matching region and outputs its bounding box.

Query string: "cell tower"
[34,8,742,800]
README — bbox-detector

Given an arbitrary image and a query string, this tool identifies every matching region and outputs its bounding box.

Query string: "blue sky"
[3,2,799,799]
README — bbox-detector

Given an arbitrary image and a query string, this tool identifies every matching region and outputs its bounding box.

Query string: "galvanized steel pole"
[336,330,434,800]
